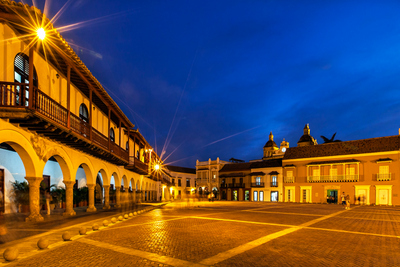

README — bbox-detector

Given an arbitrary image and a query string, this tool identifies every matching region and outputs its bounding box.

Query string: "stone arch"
[42,146,73,183]
[136,180,140,191]
[129,178,135,191]
[111,171,120,187]
[96,166,110,186]
[0,130,39,177]
[76,160,95,186]
[121,175,128,189]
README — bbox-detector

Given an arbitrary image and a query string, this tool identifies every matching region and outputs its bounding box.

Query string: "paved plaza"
[1,201,400,266]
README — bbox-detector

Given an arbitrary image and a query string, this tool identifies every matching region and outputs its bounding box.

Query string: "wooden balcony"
[376,173,391,181]
[126,156,149,175]
[307,175,359,183]
[227,183,245,188]
[284,177,295,183]
[0,82,129,165]
[251,182,265,187]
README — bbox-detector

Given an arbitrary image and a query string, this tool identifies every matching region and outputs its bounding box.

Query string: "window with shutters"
[79,103,89,123]
[110,128,115,142]
[14,53,38,106]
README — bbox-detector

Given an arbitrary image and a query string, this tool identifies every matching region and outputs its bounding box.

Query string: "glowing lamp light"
[37,28,46,40]
[154,164,160,170]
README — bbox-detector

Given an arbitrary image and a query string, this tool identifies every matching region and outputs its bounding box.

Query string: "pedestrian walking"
[341,192,346,206]
[346,195,351,210]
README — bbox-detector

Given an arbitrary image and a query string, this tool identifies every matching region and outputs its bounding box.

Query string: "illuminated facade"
[164,165,196,199]
[0,3,163,220]
[282,125,400,205]
[196,158,228,198]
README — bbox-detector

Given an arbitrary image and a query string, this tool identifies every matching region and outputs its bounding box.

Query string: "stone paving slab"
[2,203,400,266]
[0,207,157,264]
[311,214,400,236]
[8,239,173,267]
[215,228,400,267]
[85,217,288,263]
[196,211,319,226]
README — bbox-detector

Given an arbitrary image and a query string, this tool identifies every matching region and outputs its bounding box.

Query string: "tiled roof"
[165,165,196,174]
[307,159,360,165]
[219,162,253,172]
[283,135,400,160]
[250,159,282,169]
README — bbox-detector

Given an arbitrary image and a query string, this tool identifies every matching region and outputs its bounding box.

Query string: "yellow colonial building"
[282,125,400,205]
[0,2,164,221]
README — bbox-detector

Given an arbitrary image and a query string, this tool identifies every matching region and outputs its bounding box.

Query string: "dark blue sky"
[29,0,400,167]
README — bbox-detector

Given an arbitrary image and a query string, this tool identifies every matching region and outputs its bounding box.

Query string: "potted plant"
[50,185,65,209]
[10,181,30,213]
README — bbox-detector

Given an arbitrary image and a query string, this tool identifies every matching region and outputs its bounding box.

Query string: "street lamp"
[37,28,45,40]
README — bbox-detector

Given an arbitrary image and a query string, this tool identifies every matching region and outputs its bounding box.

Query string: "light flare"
[37,27,45,40]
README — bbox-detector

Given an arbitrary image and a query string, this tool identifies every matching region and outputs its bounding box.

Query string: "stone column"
[86,184,97,212]
[63,180,76,216]
[132,191,136,204]
[115,186,121,208]
[25,177,44,222]
[122,190,128,209]
[103,185,110,209]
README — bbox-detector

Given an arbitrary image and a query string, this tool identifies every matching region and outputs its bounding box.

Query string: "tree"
[321,133,342,143]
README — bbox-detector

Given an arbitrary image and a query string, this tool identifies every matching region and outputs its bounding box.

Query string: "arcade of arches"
[0,121,158,222]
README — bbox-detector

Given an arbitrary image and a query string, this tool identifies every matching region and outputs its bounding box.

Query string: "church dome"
[297,124,317,147]
[264,132,278,148]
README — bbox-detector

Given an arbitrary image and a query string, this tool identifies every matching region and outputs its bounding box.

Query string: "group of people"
[341,192,351,209]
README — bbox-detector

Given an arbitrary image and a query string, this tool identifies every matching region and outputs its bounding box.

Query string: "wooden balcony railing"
[270,182,278,187]
[377,173,391,181]
[0,82,28,107]
[33,88,68,127]
[284,177,295,183]
[251,182,265,187]
[307,175,359,182]
[0,82,130,164]
[70,113,90,138]
[227,183,245,188]
[128,156,149,174]
[92,128,108,149]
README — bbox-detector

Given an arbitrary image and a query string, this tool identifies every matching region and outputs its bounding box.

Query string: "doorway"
[245,190,250,201]
[271,191,278,202]
[378,189,389,205]
[327,189,338,204]
[233,190,238,201]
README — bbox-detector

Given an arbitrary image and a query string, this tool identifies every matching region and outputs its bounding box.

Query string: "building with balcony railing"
[196,157,228,198]
[249,158,284,202]
[282,125,400,205]
[164,165,196,200]
[0,3,163,219]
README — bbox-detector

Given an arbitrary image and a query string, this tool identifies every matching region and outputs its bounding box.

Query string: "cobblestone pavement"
[2,201,400,266]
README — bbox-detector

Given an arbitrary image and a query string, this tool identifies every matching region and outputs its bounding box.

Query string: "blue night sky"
[28,0,400,167]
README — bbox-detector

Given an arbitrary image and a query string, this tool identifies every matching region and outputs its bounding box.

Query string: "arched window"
[126,141,129,151]
[79,103,89,123]
[14,53,38,106]
[110,128,115,142]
